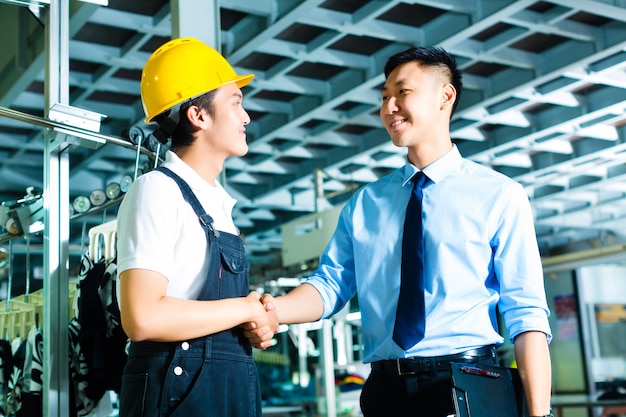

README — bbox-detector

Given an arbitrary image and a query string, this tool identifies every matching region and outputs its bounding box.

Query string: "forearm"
[122,295,265,342]
[120,269,270,342]
[274,283,325,324]
[513,331,552,416]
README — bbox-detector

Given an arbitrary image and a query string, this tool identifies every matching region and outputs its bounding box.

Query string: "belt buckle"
[396,358,433,375]
[396,359,416,376]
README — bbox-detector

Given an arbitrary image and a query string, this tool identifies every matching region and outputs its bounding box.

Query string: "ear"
[185,105,212,130]
[441,83,456,110]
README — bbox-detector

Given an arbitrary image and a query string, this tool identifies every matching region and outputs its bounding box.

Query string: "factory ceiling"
[1,0,626,282]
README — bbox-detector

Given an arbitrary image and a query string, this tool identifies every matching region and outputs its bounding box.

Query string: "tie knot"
[412,172,429,189]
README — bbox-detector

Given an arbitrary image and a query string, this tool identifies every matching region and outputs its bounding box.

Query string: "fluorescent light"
[78,0,108,5]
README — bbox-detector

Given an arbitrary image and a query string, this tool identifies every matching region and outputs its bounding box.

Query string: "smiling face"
[175,81,252,183]
[208,82,251,158]
[380,62,456,165]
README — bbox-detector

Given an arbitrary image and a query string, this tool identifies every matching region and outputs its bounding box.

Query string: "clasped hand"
[243,293,279,350]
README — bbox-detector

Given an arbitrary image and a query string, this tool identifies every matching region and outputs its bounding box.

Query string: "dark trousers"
[360,355,497,417]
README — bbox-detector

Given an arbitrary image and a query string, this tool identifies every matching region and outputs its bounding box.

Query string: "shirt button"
[181,342,190,350]
[174,366,183,376]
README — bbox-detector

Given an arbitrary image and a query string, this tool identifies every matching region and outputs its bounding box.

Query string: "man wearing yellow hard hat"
[116,37,276,417]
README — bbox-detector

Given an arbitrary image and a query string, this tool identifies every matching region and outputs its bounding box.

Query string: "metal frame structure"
[2,1,626,415]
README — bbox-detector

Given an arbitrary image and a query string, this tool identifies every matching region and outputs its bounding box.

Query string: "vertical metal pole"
[43,136,71,417]
[313,168,335,415]
[43,0,71,416]
[296,324,309,388]
[171,0,220,47]
[133,142,142,180]
[153,143,161,168]
[80,216,87,256]
[321,320,337,417]
[6,240,13,312]
[24,234,30,302]
[314,169,324,213]
[576,271,595,398]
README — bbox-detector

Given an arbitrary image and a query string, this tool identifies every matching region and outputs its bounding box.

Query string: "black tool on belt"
[371,345,496,376]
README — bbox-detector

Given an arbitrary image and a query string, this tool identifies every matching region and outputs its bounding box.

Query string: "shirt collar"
[164,150,221,192]
[402,144,463,187]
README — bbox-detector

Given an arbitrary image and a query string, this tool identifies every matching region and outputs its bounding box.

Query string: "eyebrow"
[382,78,408,92]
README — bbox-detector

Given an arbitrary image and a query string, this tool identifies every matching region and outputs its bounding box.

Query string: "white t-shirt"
[116,151,238,299]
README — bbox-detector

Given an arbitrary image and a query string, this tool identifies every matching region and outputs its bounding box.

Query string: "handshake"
[241,283,323,349]
[242,292,280,350]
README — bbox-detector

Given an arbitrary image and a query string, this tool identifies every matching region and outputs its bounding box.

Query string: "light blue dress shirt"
[305,145,552,363]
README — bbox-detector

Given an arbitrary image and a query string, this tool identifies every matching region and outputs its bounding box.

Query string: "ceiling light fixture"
[77,0,108,5]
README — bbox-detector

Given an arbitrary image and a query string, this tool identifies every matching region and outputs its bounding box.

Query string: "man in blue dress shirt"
[247,46,552,417]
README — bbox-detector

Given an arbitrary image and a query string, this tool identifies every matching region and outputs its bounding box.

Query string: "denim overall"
[119,167,261,417]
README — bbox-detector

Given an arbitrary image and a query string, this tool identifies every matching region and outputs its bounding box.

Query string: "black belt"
[371,345,496,376]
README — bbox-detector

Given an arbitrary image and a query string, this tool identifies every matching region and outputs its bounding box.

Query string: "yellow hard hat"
[140,37,254,124]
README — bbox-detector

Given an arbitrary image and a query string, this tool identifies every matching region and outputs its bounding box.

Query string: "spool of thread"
[89,190,107,207]
[120,174,133,193]
[72,196,91,213]
[5,218,21,235]
[105,182,121,200]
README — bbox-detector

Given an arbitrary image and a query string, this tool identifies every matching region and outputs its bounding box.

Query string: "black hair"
[384,46,463,115]
[169,89,217,151]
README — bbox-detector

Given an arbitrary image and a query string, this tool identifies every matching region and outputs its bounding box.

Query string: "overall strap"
[155,166,217,236]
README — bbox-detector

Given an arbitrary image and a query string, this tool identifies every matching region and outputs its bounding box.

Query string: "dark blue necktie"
[393,172,429,350]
